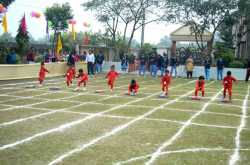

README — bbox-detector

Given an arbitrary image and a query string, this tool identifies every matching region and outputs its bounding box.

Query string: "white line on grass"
[229,85,250,165]
[0,79,189,151]
[145,88,223,165]
[48,80,207,165]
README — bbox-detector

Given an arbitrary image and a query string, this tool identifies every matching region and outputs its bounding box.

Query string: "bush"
[214,44,234,67]
[35,53,46,63]
[229,61,244,68]
[15,54,21,64]
[242,58,248,68]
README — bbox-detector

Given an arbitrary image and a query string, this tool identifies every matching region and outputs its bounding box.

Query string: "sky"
[0,0,183,44]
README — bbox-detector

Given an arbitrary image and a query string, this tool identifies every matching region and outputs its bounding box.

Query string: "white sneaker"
[138,75,140,76]
[71,83,73,86]
[87,75,89,77]
[144,75,146,77]
[92,75,94,77]
[176,77,177,78]
[67,86,69,88]
[163,91,165,95]
[110,89,113,91]
[155,76,157,78]
[76,87,79,89]
[202,97,204,100]
[83,87,86,91]
[39,84,42,86]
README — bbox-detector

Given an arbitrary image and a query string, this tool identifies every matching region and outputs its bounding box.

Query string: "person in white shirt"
[86,50,95,77]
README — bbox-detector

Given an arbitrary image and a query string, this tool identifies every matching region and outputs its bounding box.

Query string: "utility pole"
[141,7,145,47]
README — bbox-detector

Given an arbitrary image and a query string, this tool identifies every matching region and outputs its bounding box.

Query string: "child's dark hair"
[68,63,73,66]
[11,48,14,51]
[79,69,83,73]
[110,65,115,69]
[131,79,136,84]
[41,62,44,65]
[227,71,231,76]
[165,70,169,73]
[199,76,205,80]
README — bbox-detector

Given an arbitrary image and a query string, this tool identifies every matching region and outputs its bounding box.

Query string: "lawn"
[0,74,249,165]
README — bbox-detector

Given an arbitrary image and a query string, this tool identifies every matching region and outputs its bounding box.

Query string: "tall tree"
[43,2,74,51]
[176,0,249,63]
[0,0,15,8]
[82,0,178,61]
[157,35,172,46]
[15,17,30,56]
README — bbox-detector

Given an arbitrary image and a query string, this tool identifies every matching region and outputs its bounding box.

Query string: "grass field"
[0,74,249,165]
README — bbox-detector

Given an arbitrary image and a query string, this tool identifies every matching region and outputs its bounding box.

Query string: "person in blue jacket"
[205,55,212,80]
[217,56,224,81]
[138,53,147,76]
[170,54,178,78]
[6,48,16,64]
[157,55,164,77]
[121,52,129,75]
[149,52,157,77]
[162,53,169,77]
[97,51,104,74]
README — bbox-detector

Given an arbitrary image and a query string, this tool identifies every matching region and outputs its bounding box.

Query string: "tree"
[82,0,178,61]
[0,32,15,42]
[15,17,30,56]
[0,0,15,8]
[157,35,172,46]
[217,18,236,48]
[43,3,74,51]
[176,0,249,63]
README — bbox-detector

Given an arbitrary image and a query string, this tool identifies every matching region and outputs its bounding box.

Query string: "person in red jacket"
[39,62,50,86]
[75,69,88,90]
[160,70,171,95]
[64,63,76,88]
[105,65,120,91]
[223,71,237,100]
[128,79,139,94]
[195,76,205,99]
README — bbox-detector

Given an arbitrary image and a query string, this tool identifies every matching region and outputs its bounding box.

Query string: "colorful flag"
[57,34,62,55]
[83,31,88,47]
[21,13,26,34]
[2,13,7,34]
[46,17,49,35]
[72,24,75,40]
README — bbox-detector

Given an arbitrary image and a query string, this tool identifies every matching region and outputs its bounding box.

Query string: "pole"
[141,7,145,47]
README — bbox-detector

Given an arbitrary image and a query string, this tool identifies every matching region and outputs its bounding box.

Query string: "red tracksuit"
[223,76,237,98]
[128,82,139,93]
[105,70,119,89]
[64,68,76,86]
[76,72,88,87]
[195,80,205,97]
[161,75,171,92]
[39,67,50,84]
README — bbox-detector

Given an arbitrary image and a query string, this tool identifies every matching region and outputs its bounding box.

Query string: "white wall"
[102,62,128,73]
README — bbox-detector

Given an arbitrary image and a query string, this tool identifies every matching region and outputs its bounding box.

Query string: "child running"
[160,70,171,95]
[223,71,237,101]
[39,62,50,86]
[105,65,120,91]
[75,69,88,90]
[195,76,205,99]
[64,63,76,88]
[128,79,139,95]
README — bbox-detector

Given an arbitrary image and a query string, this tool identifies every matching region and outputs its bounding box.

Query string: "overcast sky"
[0,0,183,44]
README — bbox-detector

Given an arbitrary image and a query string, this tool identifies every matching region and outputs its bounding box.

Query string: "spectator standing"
[138,53,146,76]
[91,50,97,73]
[63,52,68,62]
[6,48,16,64]
[245,59,250,83]
[185,55,194,78]
[86,50,95,77]
[204,55,212,81]
[28,47,35,64]
[68,51,75,67]
[217,56,224,81]
[45,49,52,63]
[73,54,79,63]
[157,55,163,77]
[97,51,104,74]
[149,52,157,77]
[162,54,169,77]
[170,54,178,78]
[121,52,129,75]
[58,52,64,62]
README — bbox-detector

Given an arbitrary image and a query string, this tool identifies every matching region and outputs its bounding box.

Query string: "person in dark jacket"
[170,54,178,78]
[205,55,212,80]
[157,55,164,77]
[217,56,224,81]
[6,49,16,64]
[162,54,169,77]
[138,53,147,76]
[68,51,75,68]
[149,52,157,77]
[28,47,36,64]
[121,52,129,75]
[91,50,97,73]
[245,59,250,83]
[97,51,104,74]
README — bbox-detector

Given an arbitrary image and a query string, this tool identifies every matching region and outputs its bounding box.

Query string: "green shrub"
[15,54,21,64]
[229,61,244,68]
[242,58,248,68]
[35,53,46,63]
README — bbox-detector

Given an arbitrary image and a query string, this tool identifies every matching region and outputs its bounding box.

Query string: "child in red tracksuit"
[223,71,237,101]
[105,65,120,91]
[195,76,205,99]
[75,69,88,90]
[64,63,76,88]
[39,62,50,86]
[160,70,171,95]
[128,79,139,94]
